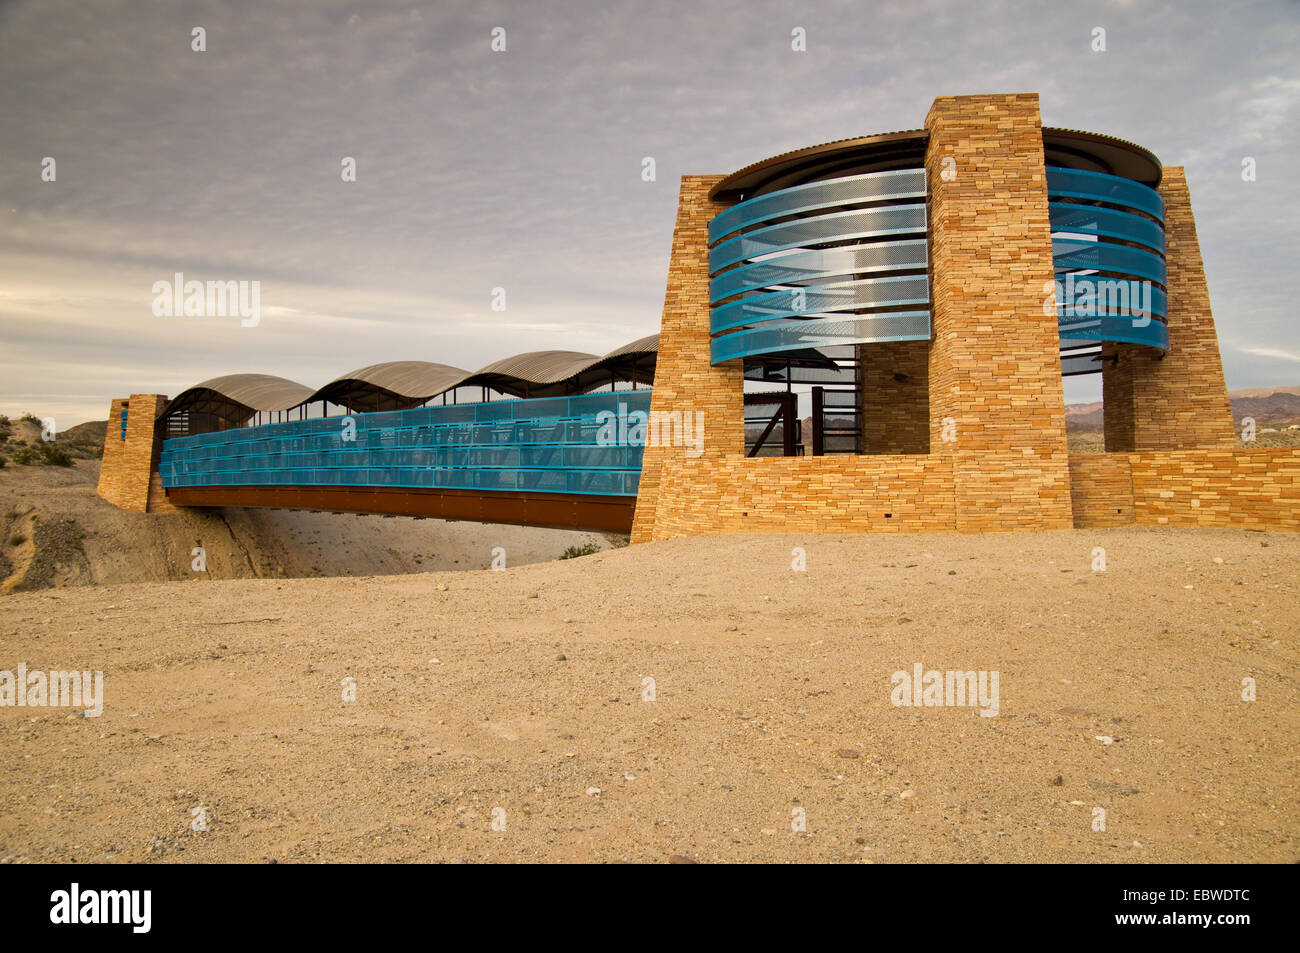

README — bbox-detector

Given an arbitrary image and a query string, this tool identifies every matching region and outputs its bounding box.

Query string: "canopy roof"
[164,335,659,422]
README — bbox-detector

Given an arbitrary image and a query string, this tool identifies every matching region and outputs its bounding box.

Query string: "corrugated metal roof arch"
[168,373,315,414]
[310,361,474,410]
[602,333,659,359]
[163,334,661,419]
[469,350,604,385]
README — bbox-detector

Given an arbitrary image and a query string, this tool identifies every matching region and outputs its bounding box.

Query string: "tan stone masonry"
[1103,168,1235,452]
[96,393,173,513]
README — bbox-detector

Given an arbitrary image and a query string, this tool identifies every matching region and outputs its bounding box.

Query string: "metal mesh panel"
[1057,312,1169,349]
[1046,167,1164,221]
[1061,347,1103,377]
[1056,280,1167,320]
[709,205,928,274]
[1052,239,1166,285]
[710,239,929,304]
[159,390,652,496]
[709,168,927,244]
[711,312,931,363]
[1048,202,1165,254]
[711,275,931,333]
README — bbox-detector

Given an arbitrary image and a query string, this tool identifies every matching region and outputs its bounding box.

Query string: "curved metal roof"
[189,373,315,410]
[710,130,927,202]
[1042,128,1162,188]
[165,373,316,425]
[461,339,657,398]
[708,125,1162,201]
[472,349,602,384]
[603,333,659,359]
[312,361,472,413]
[163,334,660,422]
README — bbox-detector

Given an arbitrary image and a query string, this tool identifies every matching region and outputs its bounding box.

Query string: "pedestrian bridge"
[159,390,651,533]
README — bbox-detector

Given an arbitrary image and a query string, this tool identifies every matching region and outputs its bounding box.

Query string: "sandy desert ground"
[0,456,618,591]
[0,525,1295,863]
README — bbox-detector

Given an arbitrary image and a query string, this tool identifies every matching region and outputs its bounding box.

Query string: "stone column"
[924,93,1073,531]
[1102,167,1235,451]
[630,175,740,543]
[96,393,170,513]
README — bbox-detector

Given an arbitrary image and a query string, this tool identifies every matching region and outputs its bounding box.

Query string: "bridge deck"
[166,484,636,533]
[158,390,650,533]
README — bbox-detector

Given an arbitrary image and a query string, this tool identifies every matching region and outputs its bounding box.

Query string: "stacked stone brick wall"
[96,393,170,513]
[649,454,956,536]
[1130,448,1300,530]
[1100,341,1137,452]
[147,471,179,514]
[1103,169,1235,451]
[96,398,130,509]
[858,341,930,453]
[631,175,739,542]
[1068,454,1136,527]
[1067,449,1299,531]
[923,93,1073,531]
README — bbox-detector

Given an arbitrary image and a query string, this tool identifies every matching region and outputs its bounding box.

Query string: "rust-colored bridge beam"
[165,485,636,534]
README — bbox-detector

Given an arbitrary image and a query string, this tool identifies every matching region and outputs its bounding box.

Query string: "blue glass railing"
[159,390,652,497]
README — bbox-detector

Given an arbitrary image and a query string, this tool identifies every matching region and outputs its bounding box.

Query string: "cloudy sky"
[1,0,1297,426]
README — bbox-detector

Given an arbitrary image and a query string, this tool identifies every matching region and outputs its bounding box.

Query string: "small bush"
[11,443,72,467]
[559,540,601,560]
[42,444,73,466]
[8,534,25,547]
[19,412,40,424]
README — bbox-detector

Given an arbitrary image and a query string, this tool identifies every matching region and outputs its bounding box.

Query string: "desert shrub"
[559,540,601,560]
[12,443,72,466]
[19,412,40,424]
[41,444,73,466]
[8,534,25,547]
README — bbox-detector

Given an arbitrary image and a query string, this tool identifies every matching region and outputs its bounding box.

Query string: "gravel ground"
[0,526,1296,863]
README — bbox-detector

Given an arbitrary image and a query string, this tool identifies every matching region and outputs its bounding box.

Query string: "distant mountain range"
[1066,385,1300,430]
